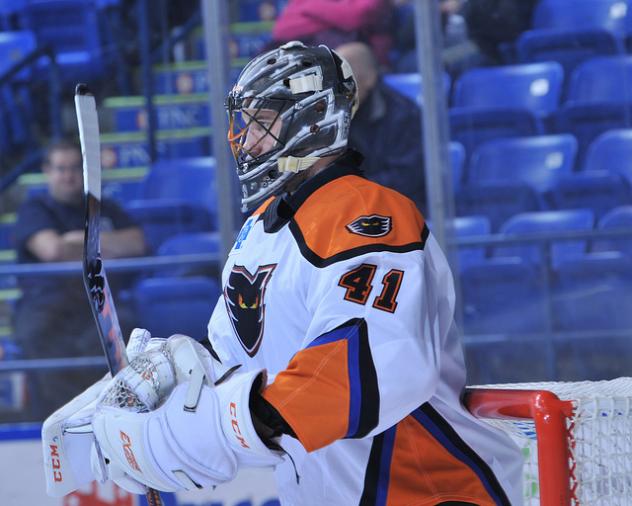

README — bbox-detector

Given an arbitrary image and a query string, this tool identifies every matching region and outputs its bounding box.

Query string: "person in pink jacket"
[272,0,393,67]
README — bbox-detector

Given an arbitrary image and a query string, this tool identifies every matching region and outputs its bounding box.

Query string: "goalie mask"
[226,41,358,212]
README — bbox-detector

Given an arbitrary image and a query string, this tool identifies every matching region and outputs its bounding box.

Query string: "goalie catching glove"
[42,328,156,497]
[43,331,283,497]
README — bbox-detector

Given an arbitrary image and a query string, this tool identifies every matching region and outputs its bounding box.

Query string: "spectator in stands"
[12,139,146,420]
[336,42,427,212]
[271,0,393,67]
[462,0,538,65]
[393,0,482,77]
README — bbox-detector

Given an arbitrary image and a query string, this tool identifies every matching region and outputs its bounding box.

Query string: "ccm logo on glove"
[49,444,63,482]
[120,430,141,472]
[229,402,249,449]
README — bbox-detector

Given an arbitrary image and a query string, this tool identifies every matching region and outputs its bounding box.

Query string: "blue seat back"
[592,205,632,255]
[142,157,217,212]
[0,31,36,78]
[449,108,542,160]
[495,209,595,265]
[448,215,490,271]
[553,252,632,331]
[452,62,564,115]
[468,134,577,193]
[382,72,451,105]
[551,103,632,165]
[567,56,632,104]
[156,232,221,277]
[133,276,221,339]
[516,29,622,83]
[157,232,220,257]
[533,0,629,33]
[551,171,632,219]
[584,129,632,180]
[461,257,549,334]
[456,182,542,232]
[126,199,214,252]
[450,141,466,190]
[22,0,102,81]
[20,0,102,67]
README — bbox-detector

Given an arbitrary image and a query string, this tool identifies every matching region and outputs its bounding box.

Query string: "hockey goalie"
[42,42,524,506]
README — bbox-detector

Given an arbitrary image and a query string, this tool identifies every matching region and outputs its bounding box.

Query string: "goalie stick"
[75,83,163,506]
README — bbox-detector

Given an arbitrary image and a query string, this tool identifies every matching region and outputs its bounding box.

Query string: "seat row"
[452,206,632,272]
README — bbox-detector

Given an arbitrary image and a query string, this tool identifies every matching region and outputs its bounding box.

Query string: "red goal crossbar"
[464,388,576,506]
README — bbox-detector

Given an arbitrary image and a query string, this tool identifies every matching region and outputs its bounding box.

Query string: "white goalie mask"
[226,41,358,212]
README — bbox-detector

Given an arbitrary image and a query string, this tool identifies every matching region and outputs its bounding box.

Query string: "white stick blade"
[75,93,102,201]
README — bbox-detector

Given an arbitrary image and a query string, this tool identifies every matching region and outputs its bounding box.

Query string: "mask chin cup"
[277,155,320,173]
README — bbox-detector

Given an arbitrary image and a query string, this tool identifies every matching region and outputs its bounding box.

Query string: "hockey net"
[464,377,632,506]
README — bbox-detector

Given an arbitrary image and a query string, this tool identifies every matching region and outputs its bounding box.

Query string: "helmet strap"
[277,155,320,173]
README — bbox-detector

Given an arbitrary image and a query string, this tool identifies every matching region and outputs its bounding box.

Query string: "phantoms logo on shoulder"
[223,264,276,357]
[346,214,392,237]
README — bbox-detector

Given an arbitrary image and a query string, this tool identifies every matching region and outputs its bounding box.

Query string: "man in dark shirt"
[13,139,146,420]
[336,42,427,213]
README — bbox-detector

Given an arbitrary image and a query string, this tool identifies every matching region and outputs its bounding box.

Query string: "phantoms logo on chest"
[223,264,276,357]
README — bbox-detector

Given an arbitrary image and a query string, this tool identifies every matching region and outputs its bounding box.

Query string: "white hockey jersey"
[207,156,523,506]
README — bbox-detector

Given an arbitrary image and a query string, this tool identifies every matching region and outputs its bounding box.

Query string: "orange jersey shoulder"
[290,175,428,266]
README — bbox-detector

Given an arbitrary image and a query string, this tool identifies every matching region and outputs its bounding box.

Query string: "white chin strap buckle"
[277,156,320,173]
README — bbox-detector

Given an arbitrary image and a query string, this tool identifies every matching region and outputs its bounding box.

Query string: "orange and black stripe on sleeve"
[289,175,429,267]
[261,318,379,452]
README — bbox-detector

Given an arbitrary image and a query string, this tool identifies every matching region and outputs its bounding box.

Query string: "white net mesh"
[471,377,632,506]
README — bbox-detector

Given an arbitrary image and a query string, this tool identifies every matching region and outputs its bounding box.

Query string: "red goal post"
[464,378,632,506]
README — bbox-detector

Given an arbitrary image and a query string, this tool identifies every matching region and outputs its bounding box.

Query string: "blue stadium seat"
[592,205,632,255]
[448,215,490,271]
[461,257,549,334]
[551,102,632,165]
[0,1,25,30]
[452,62,564,116]
[449,141,466,190]
[532,0,629,33]
[449,108,542,161]
[132,276,221,340]
[553,252,632,331]
[467,134,577,194]
[0,31,37,150]
[456,182,542,232]
[516,29,623,87]
[583,129,632,182]
[382,72,451,105]
[157,232,220,257]
[550,171,632,218]
[0,31,36,78]
[566,56,632,104]
[141,157,217,213]
[494,209,595,266]
[552,251,632,379]
[19,0,106,83]
[156,232,221,277]
[126,199,214,252]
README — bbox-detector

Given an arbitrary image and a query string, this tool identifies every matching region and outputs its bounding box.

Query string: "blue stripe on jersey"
[346,324,361,438]
[306,322,358,348]
[412,405,511,506]
[375,425,397,506]
[306,320,363,438]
